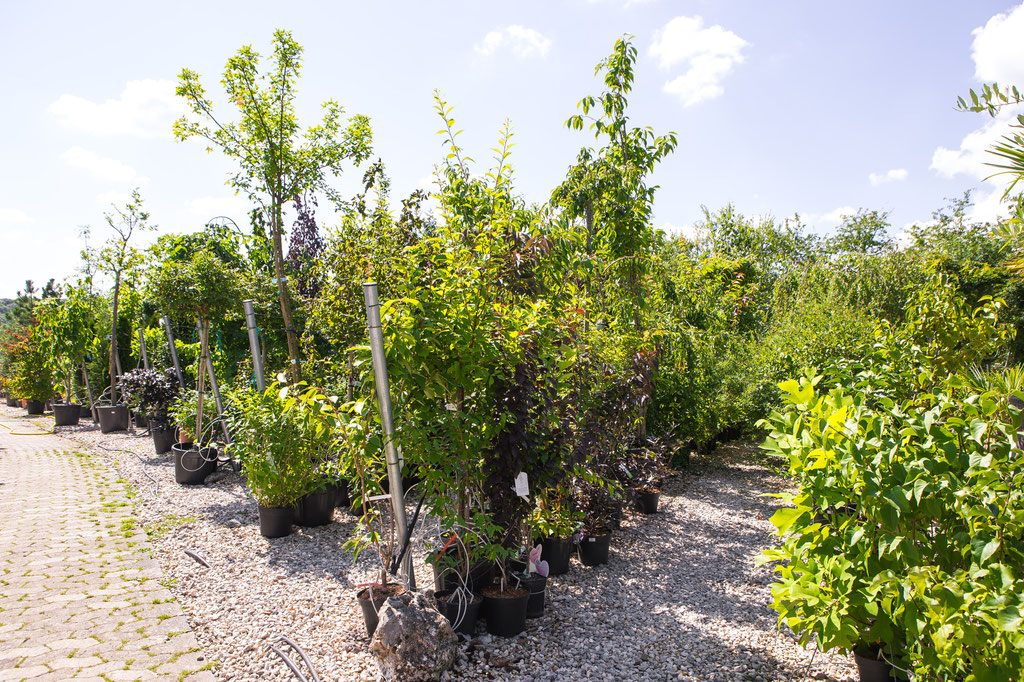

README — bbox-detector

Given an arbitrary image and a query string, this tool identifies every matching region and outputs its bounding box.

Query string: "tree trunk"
[195,317,208,444]
[109,270,121,403]
[270,203,302,384]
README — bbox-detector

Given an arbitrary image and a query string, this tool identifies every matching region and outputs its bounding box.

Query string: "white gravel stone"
[51,417,856,682]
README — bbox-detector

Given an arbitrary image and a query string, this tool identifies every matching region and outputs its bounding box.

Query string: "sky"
[2,0,1024,298]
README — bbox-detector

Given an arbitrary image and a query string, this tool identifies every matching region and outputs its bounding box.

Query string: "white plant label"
[513,472,529,499]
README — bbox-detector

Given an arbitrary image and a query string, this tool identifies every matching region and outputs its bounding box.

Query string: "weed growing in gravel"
[144,514,199,541]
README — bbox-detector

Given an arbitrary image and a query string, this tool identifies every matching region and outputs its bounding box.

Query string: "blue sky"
[2,1,1024,297]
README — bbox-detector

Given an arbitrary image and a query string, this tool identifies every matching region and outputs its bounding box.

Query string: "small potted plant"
[480,549,530,637]
[120,368,180,453]
[11,326,54,416]
[170,390,220,484]
[532,484,581,576]
[36,293,94,427]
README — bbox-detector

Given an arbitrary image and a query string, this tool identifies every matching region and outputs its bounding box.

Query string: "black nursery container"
[96,405,130,433]
[151,424,176,454]
[540,536,573,576]
[434,589,482,636]
[52,403,80,426]
[257,505,293,538]
[579,531,611,566]
[523,573,547,619]
[295,489,335,527]
[482,586,529,637]
[172,442,218,484]
[25,400,45,416]
[635,489,660,514]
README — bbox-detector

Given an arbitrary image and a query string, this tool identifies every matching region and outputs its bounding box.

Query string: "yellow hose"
[0,419,56,436]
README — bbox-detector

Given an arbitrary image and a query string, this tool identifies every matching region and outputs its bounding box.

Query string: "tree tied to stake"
[173,28,373,383]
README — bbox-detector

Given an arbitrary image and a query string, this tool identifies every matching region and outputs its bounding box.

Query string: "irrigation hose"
[389,486,428,576]
[269,634,321,682]
[0,419,56,436]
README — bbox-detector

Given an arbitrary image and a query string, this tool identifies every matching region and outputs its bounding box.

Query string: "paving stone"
[0,412,212,682]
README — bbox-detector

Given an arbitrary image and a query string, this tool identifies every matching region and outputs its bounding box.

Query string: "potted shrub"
[11,326,54,415]
[0,327,28,408]
[532,485,581,576]
[36,293,95,427]
[480,552,530,638]
[170,390,220,484]
[120,368,180,454]
[226,380,327,538]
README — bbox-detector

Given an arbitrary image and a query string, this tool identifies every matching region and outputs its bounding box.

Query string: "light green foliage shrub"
[760,277,1020,680]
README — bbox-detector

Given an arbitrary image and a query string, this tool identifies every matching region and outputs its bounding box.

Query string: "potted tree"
[86,190,152,433]
[36,293,94,427]
[120,368,180,453]
[149,247,240,481]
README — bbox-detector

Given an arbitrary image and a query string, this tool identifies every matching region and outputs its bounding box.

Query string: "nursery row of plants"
[3,29,1024,679]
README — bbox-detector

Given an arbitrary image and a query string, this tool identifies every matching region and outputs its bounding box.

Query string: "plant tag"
[513,472,529,499]
[366,494,392,502]
[588,537,596,543]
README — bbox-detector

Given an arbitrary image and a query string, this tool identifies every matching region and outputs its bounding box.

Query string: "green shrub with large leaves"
[760,276,1022,680]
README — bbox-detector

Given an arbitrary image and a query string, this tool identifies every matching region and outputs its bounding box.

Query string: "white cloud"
[658,221,698,240]
[474,25,552,60]
[49,79,184,138]
[0,208,33,225]
[931,5,1024,194]
[869,168,908,186]
[803,206,855,233]
[931,107,1023,181]
[649,16,749,107]
[61,146,145,184]
[972,3,1024,84]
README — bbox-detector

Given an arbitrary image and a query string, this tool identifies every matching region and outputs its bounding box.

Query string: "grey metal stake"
[243,300,265,392]
[198,323,230,444]
[138,328,150,371]
[363,282,413,589]
[114,351,123,378]
[162,315,185,389]
[81,362,97,421]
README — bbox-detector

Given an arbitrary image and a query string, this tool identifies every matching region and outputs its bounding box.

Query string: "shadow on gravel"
[512,440,845,682]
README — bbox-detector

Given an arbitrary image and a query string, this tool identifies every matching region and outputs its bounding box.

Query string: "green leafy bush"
[760,277,1021,680]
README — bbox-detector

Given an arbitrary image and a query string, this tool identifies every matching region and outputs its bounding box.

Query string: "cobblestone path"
[0,411,215,681]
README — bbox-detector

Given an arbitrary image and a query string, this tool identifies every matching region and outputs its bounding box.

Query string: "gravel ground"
[6,404,858,681]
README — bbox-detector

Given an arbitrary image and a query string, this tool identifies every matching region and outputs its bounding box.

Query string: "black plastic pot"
[52,403,81,426]
[578,531,611,566]
[328,482,349,509]
[151,424,176,454]
[522,573,547,619]
[482,586,529,637]
[357,584,405,637]
[133,412,148,429]
[635,489,660,514]
[434,589,482,636]
[172,442,218,485]
[25,400,45,416]
[854,649,906,682]
[432,555,495,593]
[257,504,294,538]
[97,405,130,433]
[5,396,19,407]
[79,404,94,420]
[295,489,335,527]
[540,536,572,576]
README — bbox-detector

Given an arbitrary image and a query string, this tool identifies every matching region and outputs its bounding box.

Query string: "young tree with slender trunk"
[173,29,373,383]
[91,189,151,404]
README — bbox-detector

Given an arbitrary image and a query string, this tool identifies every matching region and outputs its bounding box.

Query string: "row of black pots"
[257,488,346,538]
[432,574,544,638]
[4,396,19,408]
[172,442,219,485]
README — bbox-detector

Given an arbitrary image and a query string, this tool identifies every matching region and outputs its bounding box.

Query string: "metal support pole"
[243,300,265,393]
[114,351,123,378]
[138,328,150,371]
[82,362,97,421]
[363,282,413,589]
[198,323,230,444]
[162,315,184,389]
